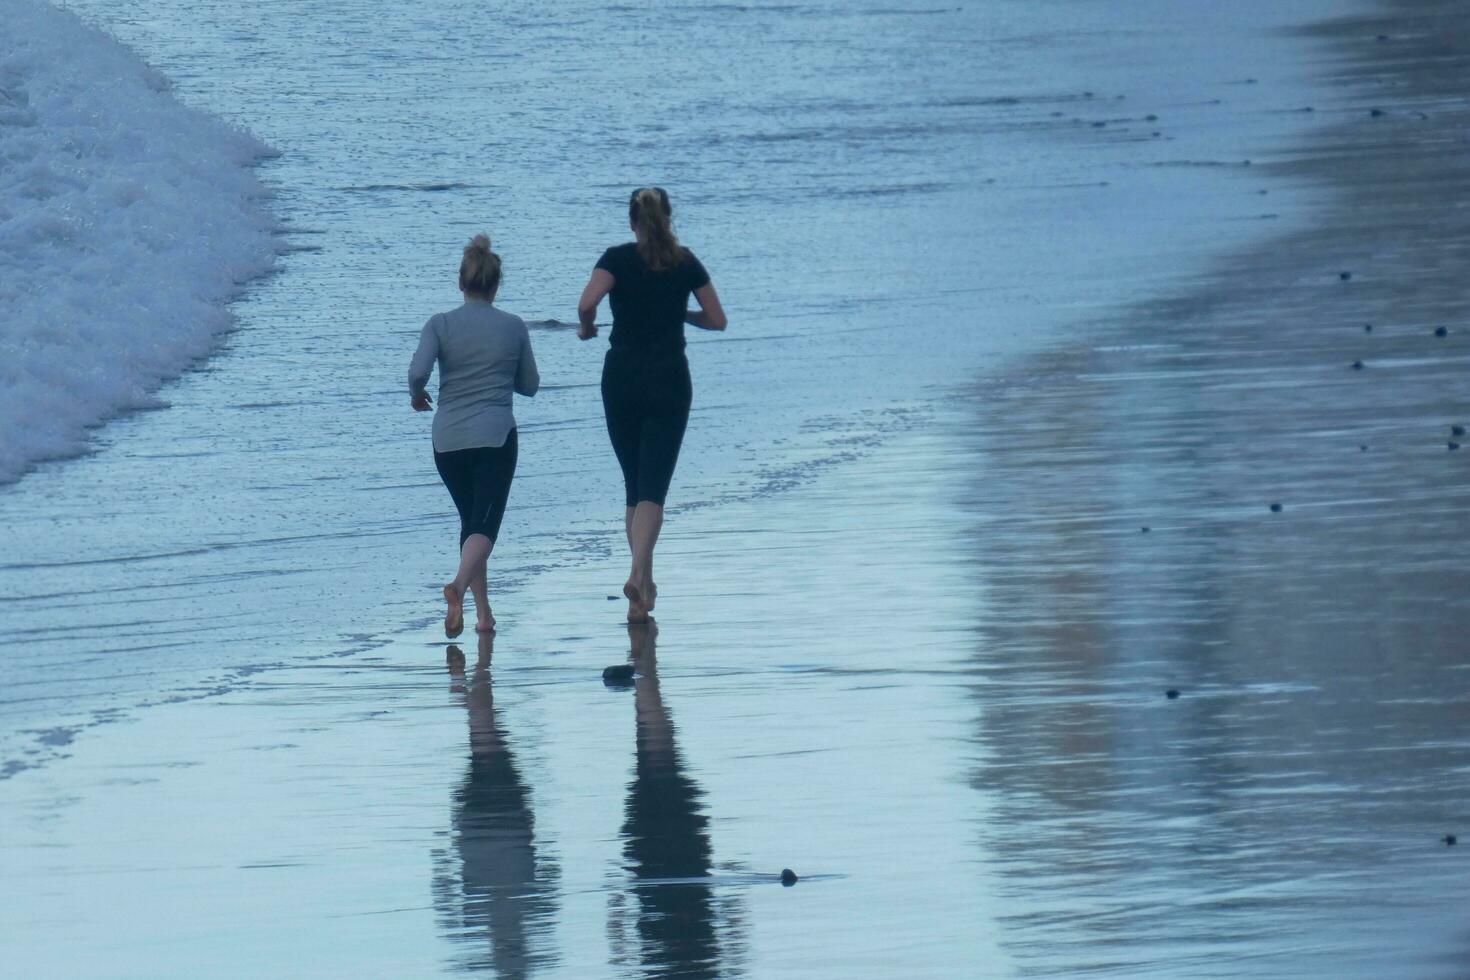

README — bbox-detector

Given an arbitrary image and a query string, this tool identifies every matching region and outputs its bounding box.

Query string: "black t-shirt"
[595,243,710,355]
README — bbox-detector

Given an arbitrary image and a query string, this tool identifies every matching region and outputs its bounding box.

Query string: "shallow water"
[1,0,1337,773]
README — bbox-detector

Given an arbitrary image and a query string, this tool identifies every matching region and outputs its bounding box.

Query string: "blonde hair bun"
[459,233,502,295]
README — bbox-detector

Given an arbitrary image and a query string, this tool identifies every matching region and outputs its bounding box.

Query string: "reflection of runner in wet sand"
[438,634,556,976]
[409,235,539,638]
[609,622,725,976]
[577,189,727,623]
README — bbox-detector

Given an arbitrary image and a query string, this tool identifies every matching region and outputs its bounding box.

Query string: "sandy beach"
[2,0,1469,976]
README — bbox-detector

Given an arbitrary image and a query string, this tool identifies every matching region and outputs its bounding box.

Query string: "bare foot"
[624,579,649,624]
[443,584,464,639]
[646,580,657,612]
[475,614,496,633]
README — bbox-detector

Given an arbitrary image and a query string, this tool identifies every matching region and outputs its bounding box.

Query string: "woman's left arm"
[685,283,727,331]
[577,269,614,340]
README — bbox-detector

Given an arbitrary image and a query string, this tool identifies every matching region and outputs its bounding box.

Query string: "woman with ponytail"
[410,234,539,638]
[577,188,727,623]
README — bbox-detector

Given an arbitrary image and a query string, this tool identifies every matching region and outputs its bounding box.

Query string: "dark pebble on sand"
[1302,106,1315,112]
[602,663,635,684]
[1092,121,1106,128]
[1360,445,1369,451]
[1445,834,1458,846]
[781,868,799,886]
[1377,33,1390,41]
[1166,689,1180,700]
[1450,442,1462,451]
[1352,360,1365,370]
[1145,114,1158,121]
[1435,326,1448,337]
[1452,425,1466,437]
[607,595,619,600]
[1370,108,1385,117]
[1270,502,1283,513]
[1140,526,1150,533]
[1364,323,1373,332]
[1340,271,1352,280]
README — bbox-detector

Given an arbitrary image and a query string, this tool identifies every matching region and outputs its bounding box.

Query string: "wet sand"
[1,434,1003,977]
[957,3,1470,975]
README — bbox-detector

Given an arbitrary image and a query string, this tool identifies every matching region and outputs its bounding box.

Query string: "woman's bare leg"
[444,533,493,637]
[469,559,494,632]
[624,501,663,623]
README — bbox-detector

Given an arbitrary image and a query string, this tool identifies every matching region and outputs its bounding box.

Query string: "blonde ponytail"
[459,233,502,296]
[629,187,681,271]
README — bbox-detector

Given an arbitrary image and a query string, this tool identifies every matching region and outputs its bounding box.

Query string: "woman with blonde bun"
[410,234,539,638]
[577,188,727,623]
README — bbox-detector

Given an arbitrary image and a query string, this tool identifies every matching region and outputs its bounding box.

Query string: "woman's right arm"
[577,268,614,340]
[408,315,439,411]
[685,283,727,331]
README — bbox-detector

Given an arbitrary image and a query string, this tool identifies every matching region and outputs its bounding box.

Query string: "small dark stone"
[1145,114,1158,122]
[1452,425,1466,437]
[1450,442,1462,451]
[1140,526,1150,533]
[1445,834,1458,846]
[607,595,619,601]
[1246,78,1258,84]
[1434,326,1448,337]
[1370,108,1385,117]
[1376,33,1390,41]
[1166,689,1181,700]
[1340,271,1353,280]
[1360,445,1369,452]
[1352,360,1365,370]
[1084,91,1094,98]
[1302,106,1315,113]
[1243,159,1252,166]
[1270,502,1283,513]
[1152,131,1161,138]
[602,663,635,685]
[780,868,799,886]
[1364,323,1373,332]
[1092,121,1106,128]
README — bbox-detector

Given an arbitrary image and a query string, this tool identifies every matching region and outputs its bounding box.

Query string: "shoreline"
[0,0,1351,781]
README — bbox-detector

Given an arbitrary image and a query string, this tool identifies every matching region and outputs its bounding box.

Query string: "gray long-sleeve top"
[409,300,539,452]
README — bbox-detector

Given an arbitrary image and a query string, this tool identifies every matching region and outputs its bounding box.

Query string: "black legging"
[434,429,519,547]
[601,350,691,508]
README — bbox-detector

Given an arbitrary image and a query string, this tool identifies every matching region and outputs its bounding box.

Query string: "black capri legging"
[601,350,692,508]
[434,429,518,548]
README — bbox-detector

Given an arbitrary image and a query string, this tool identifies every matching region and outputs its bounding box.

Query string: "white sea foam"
[0,0,278,483]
